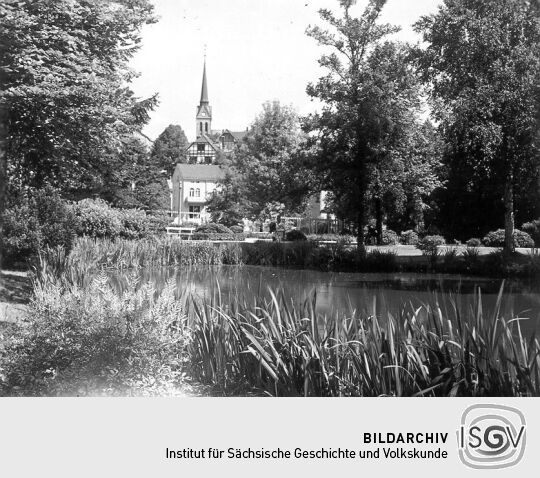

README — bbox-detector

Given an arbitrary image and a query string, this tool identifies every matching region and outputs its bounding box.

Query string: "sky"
[130,0,443,141]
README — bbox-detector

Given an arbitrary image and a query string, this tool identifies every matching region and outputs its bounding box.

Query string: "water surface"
[108,265,540,335]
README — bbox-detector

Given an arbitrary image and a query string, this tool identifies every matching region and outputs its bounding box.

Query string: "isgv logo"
[457,404,526,469]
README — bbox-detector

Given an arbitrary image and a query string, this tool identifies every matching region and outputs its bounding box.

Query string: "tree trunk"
[357,204,366,254]
[375,196,383,245]
[503,169,515,254]
[0,87,7,270]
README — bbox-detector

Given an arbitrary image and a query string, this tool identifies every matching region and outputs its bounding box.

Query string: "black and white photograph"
[1,0,540,402]
[2,1,540,476]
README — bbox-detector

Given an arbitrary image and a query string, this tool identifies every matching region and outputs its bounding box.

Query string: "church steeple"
[200,59,209,105]
[196,56,212,137]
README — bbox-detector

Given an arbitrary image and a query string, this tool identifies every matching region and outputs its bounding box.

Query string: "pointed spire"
[200,55,209,105]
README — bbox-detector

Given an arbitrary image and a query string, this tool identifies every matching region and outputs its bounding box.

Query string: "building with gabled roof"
[185,58,248,164]
[171,163,226,224]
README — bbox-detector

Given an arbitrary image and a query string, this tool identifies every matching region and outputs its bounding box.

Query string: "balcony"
[186,194,207,204]
[170,212,210,226]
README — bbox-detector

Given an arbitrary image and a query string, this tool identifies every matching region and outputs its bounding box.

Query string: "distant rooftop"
[229,130,248,141]
[174,163,225,181]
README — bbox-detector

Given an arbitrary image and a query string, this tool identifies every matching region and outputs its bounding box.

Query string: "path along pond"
[107,265,540,336]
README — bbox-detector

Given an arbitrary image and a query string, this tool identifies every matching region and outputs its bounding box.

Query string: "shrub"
[522,220,540,246]
[2,203,42,266]
[416,235,446,255]
[466,238,482,248]
[400,230,419,245]
[194,222,232,234]
[482,229,534,248]
[192,233,246,241]
[360,250,398,271]
[74,198,122,239]
[230,225,244,234]
[285,229,307,241]
[1,188,77,266]
[118,209,150,240]
[0,276,190,396]
[145,212,170,235]
[381,229,399,245]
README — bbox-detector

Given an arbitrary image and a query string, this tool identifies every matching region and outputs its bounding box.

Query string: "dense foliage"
[1,188,77,266]
[0,275,189,396]
[207,101,312,224]
[305,0,441,246]
[482,229,534,248]
[151,124,189,173]
[414,0,540,249]
[285,229,307,242]
[521,220,540,247]
[0,0,157,193]
[416,235,446,255]
[100,137,170,210]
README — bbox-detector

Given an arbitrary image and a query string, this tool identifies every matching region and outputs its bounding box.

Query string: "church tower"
[195,58,212,137]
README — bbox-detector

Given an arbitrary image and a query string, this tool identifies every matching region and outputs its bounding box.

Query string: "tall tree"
[0,0,157,194]
[151,124,189,173]
[380,120,444,234]
[305,0,421,247]
[102,137,169,210]
[0,36,7,269]
[414,0,540,251]
[208,101,312,223]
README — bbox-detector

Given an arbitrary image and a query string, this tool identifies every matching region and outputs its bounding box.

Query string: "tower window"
[200,122,203,133]
[205,122,208,133]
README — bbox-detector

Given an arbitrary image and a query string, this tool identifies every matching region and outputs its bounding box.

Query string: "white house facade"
[171,163,225,224]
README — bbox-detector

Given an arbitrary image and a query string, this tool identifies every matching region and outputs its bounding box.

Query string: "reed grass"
[38,237,399,278]
[38,237,540,279]
[187,284,540,397]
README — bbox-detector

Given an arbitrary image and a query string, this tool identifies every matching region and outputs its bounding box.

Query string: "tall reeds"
[187,285,540,397]
[38,237,540,278]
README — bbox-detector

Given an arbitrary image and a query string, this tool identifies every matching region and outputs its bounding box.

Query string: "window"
[199,122,203,133]
[188,205,200,219]
[189,188,194,197]
[205,122,208,133]
[204,156,212,164]
[195,188,200,197]
[197,144,205,152]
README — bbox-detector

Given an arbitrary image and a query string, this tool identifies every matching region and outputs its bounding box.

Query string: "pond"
[107,265,540,336]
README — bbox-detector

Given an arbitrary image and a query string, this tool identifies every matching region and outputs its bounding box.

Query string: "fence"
[280,217,353,235]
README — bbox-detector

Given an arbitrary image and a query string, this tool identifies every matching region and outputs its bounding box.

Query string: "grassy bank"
[1,258,539,396]
[39,236,540,279]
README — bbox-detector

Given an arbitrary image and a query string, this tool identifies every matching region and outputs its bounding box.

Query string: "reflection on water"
[107,265,540,336]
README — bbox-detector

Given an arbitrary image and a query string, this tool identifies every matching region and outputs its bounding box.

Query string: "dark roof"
[230,130,248,141]
[187,134,219,150]
[200,60,209,105]
[174,164,225,181]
